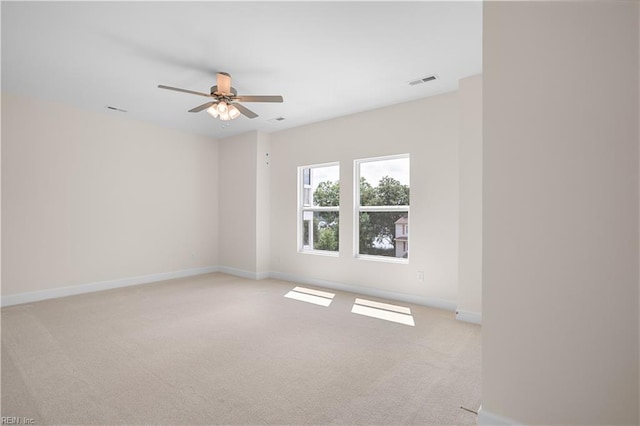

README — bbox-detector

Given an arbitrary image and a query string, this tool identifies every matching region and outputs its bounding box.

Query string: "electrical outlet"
[416,271,424,281]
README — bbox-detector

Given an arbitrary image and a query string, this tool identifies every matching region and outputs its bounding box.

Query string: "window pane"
[359,157,409,206]
[359,211,408,258]
[302,218,310,247]
[302,211,339,252]
[303,168,311,186]
[310,165,339,207]
[303,188,311,207]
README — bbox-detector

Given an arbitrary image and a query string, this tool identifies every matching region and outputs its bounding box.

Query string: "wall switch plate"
[416,271,424,281]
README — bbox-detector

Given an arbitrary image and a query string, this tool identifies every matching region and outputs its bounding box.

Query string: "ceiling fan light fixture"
[207,104,220,118]
[207,102,239,121]
[228,105,241,120]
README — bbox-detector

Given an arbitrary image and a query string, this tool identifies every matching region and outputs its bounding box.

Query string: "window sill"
[299,249,339,257]
[355,254,409,264]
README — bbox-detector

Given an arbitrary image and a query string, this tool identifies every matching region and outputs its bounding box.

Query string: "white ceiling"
[1,1,482,139]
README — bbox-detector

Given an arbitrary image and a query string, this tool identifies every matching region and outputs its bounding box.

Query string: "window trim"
[353,154,410,262]
[297,161,340,256]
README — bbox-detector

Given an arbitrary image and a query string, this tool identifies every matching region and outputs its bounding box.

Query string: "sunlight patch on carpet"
[351,299,415,326]
[284,286,335,307]
[292,286,335,299]
[353,298,412,315]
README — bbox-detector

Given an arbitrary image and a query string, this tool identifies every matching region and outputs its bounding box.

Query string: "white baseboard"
[477,406,521,426]
[2,266,460,317]
[218,266,269,281]
[1,266,220,307]
[268,271,457,312]
[456,309,482,325]
[255,271,270,280]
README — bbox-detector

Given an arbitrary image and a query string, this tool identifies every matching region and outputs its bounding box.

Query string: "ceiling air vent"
[268,117,286,123]
[408,75,437,86]
[105,105,127,113]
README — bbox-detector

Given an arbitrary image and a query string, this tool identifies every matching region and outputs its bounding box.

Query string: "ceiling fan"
[158,72,283,121]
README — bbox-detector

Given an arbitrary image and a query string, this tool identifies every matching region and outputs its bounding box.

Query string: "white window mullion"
[302,206,340,213]
[358,205,410,213]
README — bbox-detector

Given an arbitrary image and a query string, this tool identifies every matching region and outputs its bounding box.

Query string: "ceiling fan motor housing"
[211,85,238,96]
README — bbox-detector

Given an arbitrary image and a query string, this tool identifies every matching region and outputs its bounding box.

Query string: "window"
[299,163,339,253]
[355,155,409,260]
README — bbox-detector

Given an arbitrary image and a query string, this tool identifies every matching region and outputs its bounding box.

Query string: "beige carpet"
[1,273,481,425]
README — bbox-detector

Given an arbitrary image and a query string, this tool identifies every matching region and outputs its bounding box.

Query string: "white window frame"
[297,162,340,256]
[354,154,410,263]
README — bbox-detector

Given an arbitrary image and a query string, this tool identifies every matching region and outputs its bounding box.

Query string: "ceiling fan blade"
[188,102,215,113]
[233,95,284,103]
[217,72,232,94]
[232,103,258,119]
[158,85,212,98]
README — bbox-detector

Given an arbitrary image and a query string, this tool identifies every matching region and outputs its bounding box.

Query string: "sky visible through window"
[311,165,339,192]
[360,157,409,187]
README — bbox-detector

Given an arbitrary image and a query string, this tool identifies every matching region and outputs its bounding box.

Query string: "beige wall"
[217,130,271,278]
[268,93,460,306]
[458,75,482,320]
[217,87,483,311]
[1,93,219,297]
[218,132,257,273]
[3,87,479,312]
[483,1,639,424]
[256,131,271,276]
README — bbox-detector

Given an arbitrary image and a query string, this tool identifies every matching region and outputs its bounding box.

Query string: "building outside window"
[299,163,340,253]
[355,155,410,260]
